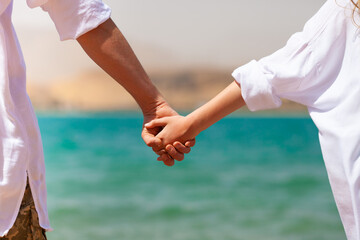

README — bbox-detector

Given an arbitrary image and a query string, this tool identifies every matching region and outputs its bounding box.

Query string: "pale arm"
[187,81,245,136]
[146,81,246,155]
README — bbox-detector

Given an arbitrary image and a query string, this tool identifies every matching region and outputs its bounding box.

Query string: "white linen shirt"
[232,0,360,239]
[0,0,111,236]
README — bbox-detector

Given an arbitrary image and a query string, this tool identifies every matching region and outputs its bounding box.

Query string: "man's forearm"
[77,18,193,162]
[77,18,164,114]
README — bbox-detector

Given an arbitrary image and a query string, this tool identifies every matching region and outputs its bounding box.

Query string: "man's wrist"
[140,94,166,116]
[141,96,178,121]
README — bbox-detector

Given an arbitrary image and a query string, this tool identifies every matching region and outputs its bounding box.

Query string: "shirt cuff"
[41,0,112,41]
[232,60,282,111]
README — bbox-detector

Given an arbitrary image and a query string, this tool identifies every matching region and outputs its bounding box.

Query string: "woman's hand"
[145,115,197,166]
[142,101,195,166]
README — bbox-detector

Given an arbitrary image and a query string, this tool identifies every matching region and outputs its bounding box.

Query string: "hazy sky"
[12,0,326,82]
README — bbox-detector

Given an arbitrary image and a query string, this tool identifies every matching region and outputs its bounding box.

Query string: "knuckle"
[181,149,188,154]
[152,146,161,152]
[166,161,175,166]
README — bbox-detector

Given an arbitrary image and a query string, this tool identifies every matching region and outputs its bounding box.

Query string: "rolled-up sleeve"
[232,60,283,112]
[29,0,111,41]
[232,32,315,111]
[232,0,344,112]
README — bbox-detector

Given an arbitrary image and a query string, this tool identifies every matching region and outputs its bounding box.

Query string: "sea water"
[38,113,345,240]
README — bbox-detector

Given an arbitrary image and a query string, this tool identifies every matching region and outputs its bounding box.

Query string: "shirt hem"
[0,174,28,238]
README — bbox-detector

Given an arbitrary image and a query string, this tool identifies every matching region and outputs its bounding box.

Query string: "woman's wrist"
[185,112,203,138]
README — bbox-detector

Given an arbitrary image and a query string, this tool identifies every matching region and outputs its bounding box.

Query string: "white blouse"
[233,0,360,239]
[0,0,111,236]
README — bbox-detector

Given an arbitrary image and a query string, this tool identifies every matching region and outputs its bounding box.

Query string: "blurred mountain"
[27,69,307,112]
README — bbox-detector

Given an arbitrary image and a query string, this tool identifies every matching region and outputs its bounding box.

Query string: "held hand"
[145,115,197,165]
[155,140,195,165]
[145,116,195,145]
[141,102,195,166]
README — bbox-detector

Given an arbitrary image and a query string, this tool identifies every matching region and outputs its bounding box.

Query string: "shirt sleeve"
[30,0,111,41]
[232,0,346,111]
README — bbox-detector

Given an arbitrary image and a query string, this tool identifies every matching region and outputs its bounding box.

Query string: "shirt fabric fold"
[0,0,111,237]
[232,0,360,239]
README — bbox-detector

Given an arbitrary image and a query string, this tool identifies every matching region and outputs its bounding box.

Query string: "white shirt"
[0,0,111,236]
[232,0,360,239]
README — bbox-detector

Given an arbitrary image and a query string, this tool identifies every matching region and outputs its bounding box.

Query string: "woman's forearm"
[187,81,245,135]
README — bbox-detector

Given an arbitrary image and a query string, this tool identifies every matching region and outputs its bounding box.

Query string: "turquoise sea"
[38,113,346,240]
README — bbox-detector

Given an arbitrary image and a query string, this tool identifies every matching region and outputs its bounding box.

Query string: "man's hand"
[77,19,195,165]
[142,100,195,166]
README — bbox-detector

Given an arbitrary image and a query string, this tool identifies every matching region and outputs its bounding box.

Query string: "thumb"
[145,118,168,129]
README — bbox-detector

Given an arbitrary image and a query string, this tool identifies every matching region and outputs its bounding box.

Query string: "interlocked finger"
[165,145,185,161]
